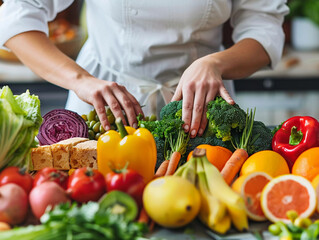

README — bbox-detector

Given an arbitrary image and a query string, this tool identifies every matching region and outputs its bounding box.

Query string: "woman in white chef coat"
[0,1,288,138]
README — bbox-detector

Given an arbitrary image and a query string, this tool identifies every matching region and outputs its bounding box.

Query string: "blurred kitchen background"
[0,0,318,126]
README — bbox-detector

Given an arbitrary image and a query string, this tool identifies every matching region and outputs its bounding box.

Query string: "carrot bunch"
[221,108,257,185]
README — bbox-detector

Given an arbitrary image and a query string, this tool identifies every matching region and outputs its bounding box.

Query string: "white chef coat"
[0,0,289,117]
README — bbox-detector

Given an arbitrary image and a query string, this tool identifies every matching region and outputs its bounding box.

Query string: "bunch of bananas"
[174,148,249,234]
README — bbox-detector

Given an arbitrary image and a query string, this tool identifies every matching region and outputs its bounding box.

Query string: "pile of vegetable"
[0,86,42,170]
[138,97,273,169]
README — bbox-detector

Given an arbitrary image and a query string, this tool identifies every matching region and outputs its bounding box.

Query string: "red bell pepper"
[272,116,319,169]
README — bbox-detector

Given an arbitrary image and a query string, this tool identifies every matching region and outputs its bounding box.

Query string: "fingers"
[189,86,206,138]
[181,86,194,134]
[93,98,111,131]
[171,85,182,102]
[219,85,235,105]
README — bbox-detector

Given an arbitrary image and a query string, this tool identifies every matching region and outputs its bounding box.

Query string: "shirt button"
[131,8,138,15]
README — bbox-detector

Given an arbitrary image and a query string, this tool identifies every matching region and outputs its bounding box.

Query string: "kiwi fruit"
[98,191,138,221]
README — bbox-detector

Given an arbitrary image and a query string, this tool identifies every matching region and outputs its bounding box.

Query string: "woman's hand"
[75,76,144,131]
[171,56,234,138]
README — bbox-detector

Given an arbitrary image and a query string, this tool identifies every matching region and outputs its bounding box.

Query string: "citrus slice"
[232,172,272,221]
[261,174,316,223]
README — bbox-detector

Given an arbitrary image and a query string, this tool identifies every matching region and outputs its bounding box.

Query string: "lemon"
[143,176,200,228]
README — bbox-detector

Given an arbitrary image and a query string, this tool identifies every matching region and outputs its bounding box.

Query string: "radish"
[29,181,70,219]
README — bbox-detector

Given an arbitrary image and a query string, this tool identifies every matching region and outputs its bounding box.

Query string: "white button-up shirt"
[0,0,289,116]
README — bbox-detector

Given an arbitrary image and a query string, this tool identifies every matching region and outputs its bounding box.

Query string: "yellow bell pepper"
[97,118,157,183]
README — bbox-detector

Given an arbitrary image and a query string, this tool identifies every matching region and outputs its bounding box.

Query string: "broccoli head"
[247,121,273,155]
[159,100,183,120]
[205,97,247,141]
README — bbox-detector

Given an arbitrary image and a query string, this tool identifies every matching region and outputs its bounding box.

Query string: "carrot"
[220,148,249,185]
[137,207,150,224]
[165,151,181,176]
[154,160,169,178]
[221,108,256,185]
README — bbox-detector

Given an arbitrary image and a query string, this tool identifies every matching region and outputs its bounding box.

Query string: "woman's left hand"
[171,56,234,138]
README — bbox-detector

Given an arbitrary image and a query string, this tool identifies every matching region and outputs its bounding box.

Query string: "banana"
[174,156,197,184]
[196,158,230,234]
[200,152,249,232]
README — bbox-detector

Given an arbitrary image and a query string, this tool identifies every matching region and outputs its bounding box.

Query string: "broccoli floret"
[205,97,247,141]
[159,100,183,120]
[247,121,273,155]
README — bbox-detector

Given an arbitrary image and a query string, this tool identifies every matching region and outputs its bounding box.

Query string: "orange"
[240,150,290,177]
[187,145,232,171]
[232,172,272,221]
[261,174,316,223]
[292,147,319,182]
[311,174,319,213]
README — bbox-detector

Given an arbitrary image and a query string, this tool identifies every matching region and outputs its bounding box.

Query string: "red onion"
[37,109,88,145]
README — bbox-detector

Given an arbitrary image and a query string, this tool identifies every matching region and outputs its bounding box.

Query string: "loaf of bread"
[70,140,97,169]
[31,137,98,171]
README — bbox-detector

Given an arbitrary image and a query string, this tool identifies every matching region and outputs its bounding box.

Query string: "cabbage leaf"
[0,86,42,170]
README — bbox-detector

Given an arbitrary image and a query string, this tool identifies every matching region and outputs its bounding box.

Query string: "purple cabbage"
[37,109,88,145]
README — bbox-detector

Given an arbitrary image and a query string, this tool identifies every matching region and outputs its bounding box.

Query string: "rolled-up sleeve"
[231,0,289,69]
[0,0,74,50]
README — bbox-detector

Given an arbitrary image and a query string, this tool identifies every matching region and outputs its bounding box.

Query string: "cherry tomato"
[0,166,33,194]
[33,168,69,190]
[105,169,145,208]
[67,167,106,203]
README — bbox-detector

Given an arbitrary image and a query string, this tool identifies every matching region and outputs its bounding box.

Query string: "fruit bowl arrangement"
[0,19,85,62]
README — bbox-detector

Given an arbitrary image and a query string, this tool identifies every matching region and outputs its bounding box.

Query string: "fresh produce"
[143,175,201,228]
[0,200,147,239]
[105,168,145,209]
[174,148,249,234]
[311,174,319,213]
[99,190,138,222]
[232,172,272,221]
[98,118,157,183]
[292,147,319,181]
[0,166,33,194]
[33,167,68,190]
[221,108,256,185]
[268,210,319,240]
[140,97,273,170]
[0,183,28,225]
[204,97,247,141]
[82,108,111,140]
[67,167,106,203]
[29,181,70,219]
[164,129,189,176]
[187,145,232,171]
[37,109,88,146]
[240,150,290,177]
[0,86,42,170]
[261,174,316,223]
[272,116,319,169]
[0,222,10,231]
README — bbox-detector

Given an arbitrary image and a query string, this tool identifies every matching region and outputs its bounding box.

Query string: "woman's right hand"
[75,76,144,131]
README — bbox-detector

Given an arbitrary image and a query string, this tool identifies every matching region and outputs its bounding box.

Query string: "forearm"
[4,31,92,91]
[206,38,271,80]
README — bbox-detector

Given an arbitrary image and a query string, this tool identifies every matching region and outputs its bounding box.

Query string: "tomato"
[0,167,33,194]
[105,169,145,208]
[67,167,106,203]
[33,168,69,190]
